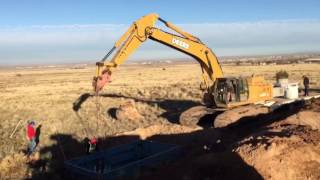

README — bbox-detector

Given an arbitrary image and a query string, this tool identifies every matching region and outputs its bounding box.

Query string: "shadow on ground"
[28,98,306,180]
[73,93,201,124]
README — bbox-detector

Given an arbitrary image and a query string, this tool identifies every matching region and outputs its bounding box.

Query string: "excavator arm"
[93,13,223,92]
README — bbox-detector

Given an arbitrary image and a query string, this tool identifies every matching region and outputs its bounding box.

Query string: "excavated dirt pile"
[236,125,320,179]
[115,100,144,122]
[137,98,320,180]
[282,99,320,130]
[119,124,201,140]
[234,98,320,179]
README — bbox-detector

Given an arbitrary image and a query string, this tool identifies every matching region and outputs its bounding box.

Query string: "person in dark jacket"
[303,75,310,96]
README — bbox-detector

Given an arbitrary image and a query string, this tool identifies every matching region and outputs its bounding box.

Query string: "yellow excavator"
[92,13,273,128]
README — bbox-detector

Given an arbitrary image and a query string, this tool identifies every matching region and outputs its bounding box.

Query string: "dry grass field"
[0,62,320,179]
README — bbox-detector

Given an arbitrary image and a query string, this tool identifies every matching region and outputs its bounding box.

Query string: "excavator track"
[179,106,217,127]
[179,106,210,127]
[180,105,270,128]
[214,105,268,128]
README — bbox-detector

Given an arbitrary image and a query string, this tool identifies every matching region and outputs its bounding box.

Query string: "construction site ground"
[0,62,320,179]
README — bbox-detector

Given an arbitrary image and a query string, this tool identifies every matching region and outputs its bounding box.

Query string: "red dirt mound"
[236,125,320,180]
[116,100,144,122]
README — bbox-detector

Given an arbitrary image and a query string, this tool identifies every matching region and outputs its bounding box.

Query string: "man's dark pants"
[304,86,309,96]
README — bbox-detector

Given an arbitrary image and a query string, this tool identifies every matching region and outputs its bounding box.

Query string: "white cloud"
[0,24,127,46]
[180,20,320,47]
[0,20,320,65]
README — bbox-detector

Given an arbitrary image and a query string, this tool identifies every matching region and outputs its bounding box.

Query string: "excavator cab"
[213,77,249,108]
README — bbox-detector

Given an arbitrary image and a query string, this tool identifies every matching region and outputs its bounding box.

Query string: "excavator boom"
[93,13,223,93]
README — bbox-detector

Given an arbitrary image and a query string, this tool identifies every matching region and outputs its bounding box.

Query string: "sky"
[0,0,320,65]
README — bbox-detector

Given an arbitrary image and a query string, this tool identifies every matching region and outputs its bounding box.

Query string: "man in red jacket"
[26,120,36,156]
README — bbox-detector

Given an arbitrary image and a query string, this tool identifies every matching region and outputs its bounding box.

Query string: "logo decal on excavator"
[259,92,268,97]
[172,38,189,49]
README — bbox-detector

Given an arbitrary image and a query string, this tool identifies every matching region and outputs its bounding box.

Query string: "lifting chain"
[95,92,101,134]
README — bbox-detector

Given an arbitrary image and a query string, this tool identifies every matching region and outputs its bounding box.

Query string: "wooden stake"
[10,119,23,138]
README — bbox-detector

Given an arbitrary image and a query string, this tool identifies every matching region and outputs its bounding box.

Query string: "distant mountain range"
[1,52,319,69]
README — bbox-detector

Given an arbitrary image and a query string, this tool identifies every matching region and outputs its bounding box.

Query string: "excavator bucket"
[93,70,112,93]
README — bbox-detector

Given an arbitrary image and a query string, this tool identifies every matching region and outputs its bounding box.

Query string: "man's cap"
[28,120,35,125]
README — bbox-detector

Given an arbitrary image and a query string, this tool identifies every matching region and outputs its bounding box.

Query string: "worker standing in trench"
[85,137,105,173]
[86,137,98,154]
